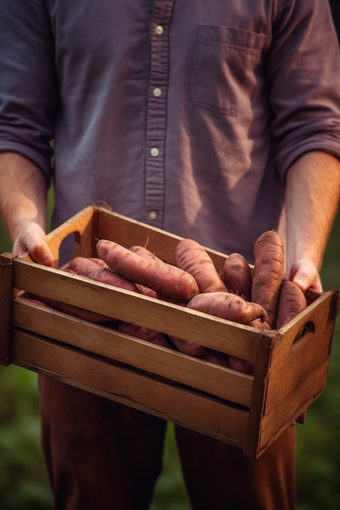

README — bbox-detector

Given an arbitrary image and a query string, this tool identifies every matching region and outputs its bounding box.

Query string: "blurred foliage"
[0,187,340,509]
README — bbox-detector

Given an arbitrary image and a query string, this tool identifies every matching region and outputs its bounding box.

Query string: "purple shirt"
[1,0,340,262]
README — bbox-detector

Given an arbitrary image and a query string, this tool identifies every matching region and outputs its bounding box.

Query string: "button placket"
[145,1,174,225]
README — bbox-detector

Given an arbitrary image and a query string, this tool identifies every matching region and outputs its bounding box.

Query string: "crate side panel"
[12,299,254,406]
[244,331,277,457]
[96,209,228,270]
[11,329,249,445]
[44,206,95,267]
[13,260,269,360]
[260,358,329,447]
[0,253,16,365]
[265,291,335,416]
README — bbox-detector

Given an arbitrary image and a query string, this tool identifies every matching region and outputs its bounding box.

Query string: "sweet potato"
[187,292,267,324]
[35,294,112,323]
[18,296,55,309]
[168,335,206,357]
[129,245,162,263]
[248,318,272,331]
[228,319,271,375]
[276,280,307,331]
[130,247,167,300]
[251,231,284,328]
[136,284,158,299]
[87,266,138,293]
[153,295,205,356]
[117,322,171,349]
[221,253,252,301]
[228,356,255,375]
[68,256,108,276]
[201,349,230,368]
[175,239,227,293]
[96,239,199,302]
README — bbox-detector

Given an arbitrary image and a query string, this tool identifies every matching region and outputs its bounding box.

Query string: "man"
[1,1,340,508]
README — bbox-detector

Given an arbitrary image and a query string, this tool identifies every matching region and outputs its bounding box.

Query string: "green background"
[0,187,340,509]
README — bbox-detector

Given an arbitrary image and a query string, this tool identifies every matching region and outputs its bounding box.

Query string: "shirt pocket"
[194,25,268,116]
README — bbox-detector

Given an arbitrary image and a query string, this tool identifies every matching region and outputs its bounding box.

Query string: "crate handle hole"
[291,321,315,351]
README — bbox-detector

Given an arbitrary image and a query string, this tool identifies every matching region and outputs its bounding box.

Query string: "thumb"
[13,223,54,266]
[290,259,322,293]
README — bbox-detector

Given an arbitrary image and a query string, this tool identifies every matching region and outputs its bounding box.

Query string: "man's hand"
[12,222,54,266]
[284,151,340,294]
[0,152,53,266]
[285,258,322,293]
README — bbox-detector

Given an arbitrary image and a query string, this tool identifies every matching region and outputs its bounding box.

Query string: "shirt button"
[153,87,162,97]
[150,148,159,157]
[155,25,163,35]
[149,211,158,220]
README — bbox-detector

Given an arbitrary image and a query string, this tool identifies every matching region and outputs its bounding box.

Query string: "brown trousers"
[38,375,296,510]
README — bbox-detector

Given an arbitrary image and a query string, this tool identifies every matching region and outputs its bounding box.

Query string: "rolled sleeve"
[0,0,57,186]
[267,0,340,181]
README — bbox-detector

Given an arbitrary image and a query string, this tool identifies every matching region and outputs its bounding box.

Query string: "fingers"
[12,223,54,266]
[287,259,323,293]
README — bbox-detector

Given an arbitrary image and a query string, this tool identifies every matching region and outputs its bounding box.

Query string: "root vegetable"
[35,294,112,323]
[129,245,162,263]
[175,239,227,293]
[221,253,252,301]
[96,239,199,302]
[228,319,270,375]
[228,355,255,375]
[168,335,206,357]
[117,322,171,348]
[187,292,267,324]
[201,349,230,368]
[87,267,138,293]
[251,231,284,328]
[136,284,158,299]
[68,256,108,275]
[18,296,55,309]
[276,280,307,330]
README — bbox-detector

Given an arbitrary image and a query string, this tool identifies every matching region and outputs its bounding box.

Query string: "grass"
[0,192,339,509]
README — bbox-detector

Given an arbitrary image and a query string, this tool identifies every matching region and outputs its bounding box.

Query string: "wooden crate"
[0,205,338,458]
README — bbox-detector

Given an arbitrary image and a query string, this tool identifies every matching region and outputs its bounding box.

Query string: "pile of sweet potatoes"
[23,231,308,376]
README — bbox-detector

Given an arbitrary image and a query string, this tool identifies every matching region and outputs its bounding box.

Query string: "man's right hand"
[12,222,54,266]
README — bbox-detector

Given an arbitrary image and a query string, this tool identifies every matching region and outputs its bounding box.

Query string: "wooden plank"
[260,359,329,447]
[11,329,249,445]
[0,253,16,366]
[265,290,335,415]
[45,206,95,267]
[73,207,97,258]
[14,361,246,451]
[13,258,274,360]
[12,298,253,406]
[96,208,228,270]
[244,330,280,457]
[296,409,307,425]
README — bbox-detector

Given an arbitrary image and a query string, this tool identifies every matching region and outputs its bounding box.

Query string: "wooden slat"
[19,206,96,267]
[17,362,247,451]
[11,329,249,446]
[296,409,307,425]
[0,253,16,365]
[265,290,335,415]
[260,359,329,447]
[96,208,228,270]
[13,258,274,360]
[243,330,280,457]
[45,205,95,266]
[12,299,254,406]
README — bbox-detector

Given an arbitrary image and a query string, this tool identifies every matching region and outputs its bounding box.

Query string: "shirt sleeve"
[266,0,340,181]
[0,0,57,186]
